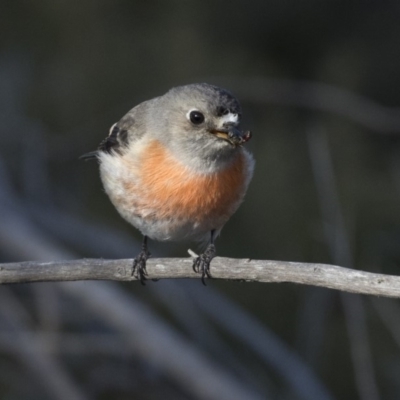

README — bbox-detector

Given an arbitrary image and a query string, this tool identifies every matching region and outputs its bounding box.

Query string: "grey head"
[81,83,252,166]
[149,83,252,164]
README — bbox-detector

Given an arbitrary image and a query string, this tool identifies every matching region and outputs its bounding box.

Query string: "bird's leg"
[132,235,151,285]
[192,230,216,285]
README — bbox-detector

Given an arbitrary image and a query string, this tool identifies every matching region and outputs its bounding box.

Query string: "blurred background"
[1,1,400,399]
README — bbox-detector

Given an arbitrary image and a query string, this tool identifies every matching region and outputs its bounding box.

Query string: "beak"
[210,125,252,147]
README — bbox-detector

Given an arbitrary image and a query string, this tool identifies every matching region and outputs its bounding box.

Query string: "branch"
[1,257,400,298]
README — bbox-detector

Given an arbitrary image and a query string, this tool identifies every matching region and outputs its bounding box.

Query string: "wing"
[80,105,146,161]
[98,123,129,154]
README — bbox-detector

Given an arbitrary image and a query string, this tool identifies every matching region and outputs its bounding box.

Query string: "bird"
[81,83,254,284]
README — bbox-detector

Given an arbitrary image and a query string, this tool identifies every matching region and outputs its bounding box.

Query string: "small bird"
[82,83,254,284]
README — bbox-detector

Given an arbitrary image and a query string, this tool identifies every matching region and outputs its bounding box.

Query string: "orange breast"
[127,140,247,227]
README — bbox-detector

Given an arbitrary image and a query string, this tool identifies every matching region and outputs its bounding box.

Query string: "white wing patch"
[108,122,117,136]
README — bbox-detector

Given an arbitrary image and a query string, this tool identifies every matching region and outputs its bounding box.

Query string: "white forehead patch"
[220,112,239,125]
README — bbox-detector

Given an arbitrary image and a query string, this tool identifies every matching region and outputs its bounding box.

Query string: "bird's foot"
[192,244,216,285]
[132,248,151,285]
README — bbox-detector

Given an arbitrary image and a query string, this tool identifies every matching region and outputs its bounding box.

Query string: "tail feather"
[79,151,99,161]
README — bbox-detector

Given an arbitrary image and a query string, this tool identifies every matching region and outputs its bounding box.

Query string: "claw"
[192,243,215,285]
[132,236,151,285]
[132,250,150,285]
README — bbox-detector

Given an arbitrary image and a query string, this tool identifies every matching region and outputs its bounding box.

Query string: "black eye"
[189,110,205,125]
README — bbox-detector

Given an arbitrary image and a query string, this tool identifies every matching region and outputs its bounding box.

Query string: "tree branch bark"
[1,257,399,298]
